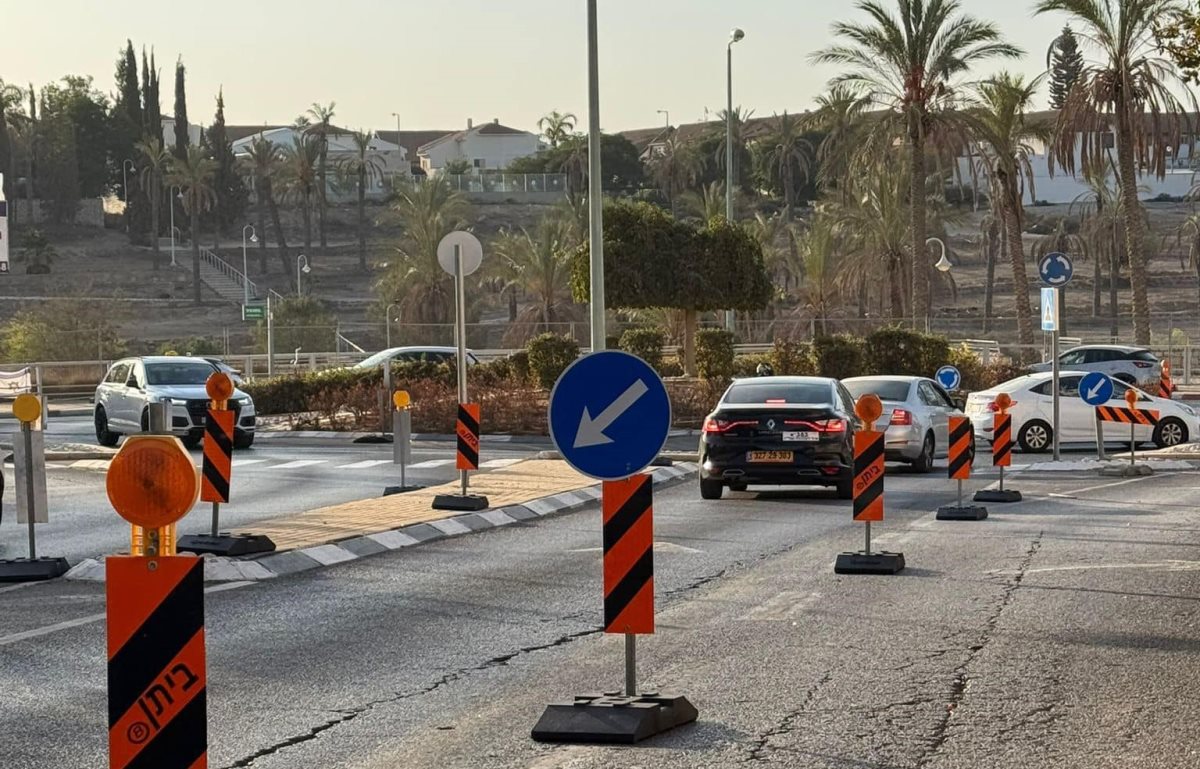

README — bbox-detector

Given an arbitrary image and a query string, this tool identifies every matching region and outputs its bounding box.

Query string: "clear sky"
[6,1,1073,134]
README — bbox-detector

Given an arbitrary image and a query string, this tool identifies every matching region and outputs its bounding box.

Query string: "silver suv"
[1029,345,1161,388]
[94,356,257,449]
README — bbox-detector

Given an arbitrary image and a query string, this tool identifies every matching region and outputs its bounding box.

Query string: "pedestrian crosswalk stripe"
[232,458,269,467]
[271,460,328,469]
[480,458,523,468]
[337,460,393,469]
[408,459,455,469]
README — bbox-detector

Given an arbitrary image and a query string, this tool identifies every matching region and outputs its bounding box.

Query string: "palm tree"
[494,216,579,338]
[306,102,336,249]
[338,130,386,272]
[965,73,1050,353]
[713,106,755,188]
[538,111,577,148]
[1174,210,1200,317]
[762,112,814,222]
[0,81,23,225]
[378,176,470,328]
[136,136,172,271]
[649,137,703,216]
[751,212,800,294]
[792,214,841,334]
[979,207,1002,333]
[244,135,292,280]
[805,85,871,203]
[557,135,589,202]
[281,135,320,258]
[167,145,217,304]
[1034,0,1194,345]
[681,181,727,223]
[814,0,1021,323]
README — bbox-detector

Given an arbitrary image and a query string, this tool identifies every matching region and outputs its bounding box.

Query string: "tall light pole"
[656,109,669,135]
[168,186,182,268]
[242,224,257,306]
[586,0,605,354]
[725,27,745,333]
[385,302,401,349]
[925,237,950,333]
[121,159,134,204]
[297,253,310,296]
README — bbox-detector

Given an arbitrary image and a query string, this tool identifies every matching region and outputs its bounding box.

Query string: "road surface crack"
[916,531,1043,768]
[745,672,832,761]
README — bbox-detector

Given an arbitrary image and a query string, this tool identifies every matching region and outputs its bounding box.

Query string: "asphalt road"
[3,460,1199,768]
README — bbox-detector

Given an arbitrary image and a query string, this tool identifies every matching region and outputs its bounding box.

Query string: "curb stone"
[64,462,699,584]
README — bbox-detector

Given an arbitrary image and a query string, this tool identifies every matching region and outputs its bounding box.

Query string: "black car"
[698,376,860,500]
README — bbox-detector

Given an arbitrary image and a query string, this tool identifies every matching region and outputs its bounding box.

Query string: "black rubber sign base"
[0,557,70,582]
[532,693,698,744]
[176,533,276,557]
[383,485,426,496]
[973,489,1022,503]
[431,494,490,512]
[834,551,905,575]
[937,505,989,521]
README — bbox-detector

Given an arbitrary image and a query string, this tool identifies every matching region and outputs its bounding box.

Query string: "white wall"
[421,128,543,174]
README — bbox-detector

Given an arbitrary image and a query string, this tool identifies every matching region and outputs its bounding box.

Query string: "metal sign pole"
[1052,324,1061,461]
[998,465,1004,493]
[864,520,871,557]
[1096,411,1107,461]
[23,422,36,559]
[455,243,468,498]
[266,292,274,378]
[1130,422,1136,468]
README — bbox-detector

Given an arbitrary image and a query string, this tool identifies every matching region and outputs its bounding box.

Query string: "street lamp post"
[656,109,669,135]
[296,253,310,297]
[926,237,951,333]
[725,27,745,333]
[169,186,182,267]
[586,0,605,354]
[242,224,257,306]
[122,159,134,204]
[385,302,401,349]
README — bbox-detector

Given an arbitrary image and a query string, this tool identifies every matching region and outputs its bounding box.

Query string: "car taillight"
[815,418,847,432]
[703,417,728,433]
[1133,361,1153,368]
[890,409,913,425]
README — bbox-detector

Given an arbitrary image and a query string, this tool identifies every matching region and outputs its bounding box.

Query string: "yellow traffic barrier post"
[1096,389,1158,478]
[974,393,1022,503]
[104,431,208,768]
[177,372,276,556]
[936,415,989,521]
[384,390,423,496]
[0,393,69,582]
[834,395,905,575]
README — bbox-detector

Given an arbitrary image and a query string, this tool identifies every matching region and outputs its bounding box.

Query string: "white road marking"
[480,458,523,469]
[1026,560,1200,575]
[569,541,704,554]
[1064,475,1158,496]
[270,460,327,470]
[0,581,254,647]
[408,459,454,469]
[231,458,269,467]
[744,590,823,621]
[337,460,393,470]
[71,459,111,470]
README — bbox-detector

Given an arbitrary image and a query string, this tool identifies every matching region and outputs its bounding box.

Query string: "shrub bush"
[695,329,736,379]
[812,335,865,380]
[618,327,666,371]
[770,339,816,375]
[507,350,531,384]
[526,333,580,389]
[658,355,685,378]
[732,353,773,378]
[862,327,947,377]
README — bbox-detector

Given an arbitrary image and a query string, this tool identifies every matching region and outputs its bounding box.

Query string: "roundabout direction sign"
[1039,251,1073,287]
[548,351,671,481]
[935,365,961,392]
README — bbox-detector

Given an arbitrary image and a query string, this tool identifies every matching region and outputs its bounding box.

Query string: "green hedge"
[696,329,736,379]
[526,333,580,389]
[618,327,666,371]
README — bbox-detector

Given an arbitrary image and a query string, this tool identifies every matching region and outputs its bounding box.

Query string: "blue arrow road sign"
[1079,372,1114,406]
[935,365,961,391]
[1039,251,1073,286]
[548,350,672,481]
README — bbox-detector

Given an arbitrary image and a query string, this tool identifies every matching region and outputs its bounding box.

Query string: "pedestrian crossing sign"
[1041,287,1059,332]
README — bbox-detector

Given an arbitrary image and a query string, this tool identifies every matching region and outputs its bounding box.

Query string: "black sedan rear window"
[844,380,911,402]
[724,382,832,405]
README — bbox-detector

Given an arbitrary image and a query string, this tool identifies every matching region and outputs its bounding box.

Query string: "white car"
[353,346,479,369]
[965,371,1199,453]
[94,356,257,449]
[843,375,968,472]
[1028,345,1162,389]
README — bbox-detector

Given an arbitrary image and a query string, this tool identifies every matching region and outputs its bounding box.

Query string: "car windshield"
[145,361,218,385]
[844,380,911,402]
[355,350,396,368]
[724,382,831,405]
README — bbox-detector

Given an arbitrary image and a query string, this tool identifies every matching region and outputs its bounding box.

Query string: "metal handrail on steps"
[199,248,286,305]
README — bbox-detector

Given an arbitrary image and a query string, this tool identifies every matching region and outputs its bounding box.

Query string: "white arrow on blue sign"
[548,350,672,481]
[935,365,961,391]
[1038,251,1073,286]
[1079,371,1114,406]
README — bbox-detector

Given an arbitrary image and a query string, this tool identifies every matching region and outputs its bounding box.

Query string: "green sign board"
[242,304,266,321]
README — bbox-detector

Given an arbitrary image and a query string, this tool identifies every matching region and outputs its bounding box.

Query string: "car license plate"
[782,431,818,442]
[748,450,793,463]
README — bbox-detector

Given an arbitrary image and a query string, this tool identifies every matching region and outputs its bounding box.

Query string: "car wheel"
[836,474,854,500]
[700,477,723,500]
[912,433,935,473]
[1018,420,1052,453]
[1153,417,1188,449]
[234,431,255,450]
[181,433,203,450]
[728,482,748,493]
[94,407,120,447]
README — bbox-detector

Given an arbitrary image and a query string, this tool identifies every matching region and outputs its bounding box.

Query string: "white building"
[417,119,545,175]
[160,116,202,148]
[230,126,408,199]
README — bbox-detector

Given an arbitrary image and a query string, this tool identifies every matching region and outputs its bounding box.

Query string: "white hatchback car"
[966,371,1199,452]
[94,356,257,449]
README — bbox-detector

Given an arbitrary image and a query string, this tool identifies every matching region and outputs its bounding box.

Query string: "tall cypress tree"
[1048,25,1084,111]
[208,88,248,237]
[172,57,189,159]
[116,40,149,240]
[143,49,162,138]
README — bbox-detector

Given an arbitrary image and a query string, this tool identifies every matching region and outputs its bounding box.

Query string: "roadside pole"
[586,0,605,353]
[0,394,69,582]
[835,394,904,574]
[266,292,274,378]
[1038,252,1073,462]
[385,390,420,495]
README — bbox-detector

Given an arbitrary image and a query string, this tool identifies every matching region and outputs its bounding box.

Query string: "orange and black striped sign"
[456,403,480,471]
[1096,406,1159,426]
[1159,361,1176,399]
[948,416,973,480]
[852,431,884,522]
[993,414,1012,468]
[200,410,233,503]
[602,474,654,635]
[106,556,207,769]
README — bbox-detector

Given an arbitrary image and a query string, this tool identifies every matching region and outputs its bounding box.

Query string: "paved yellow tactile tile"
[237,460,596,552]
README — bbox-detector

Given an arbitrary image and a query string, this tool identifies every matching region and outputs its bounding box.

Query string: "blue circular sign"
[548,351,672,481]
[1039,251,1074,286]
[1079,371,1114,406]
[935,365,961,391]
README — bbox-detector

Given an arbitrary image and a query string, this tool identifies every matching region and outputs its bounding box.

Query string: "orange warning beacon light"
[855,394,883,431]
[106,435,201,530]
[994,392,1012,413]
[206,371,234,405]
[1124,388,1139,410]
